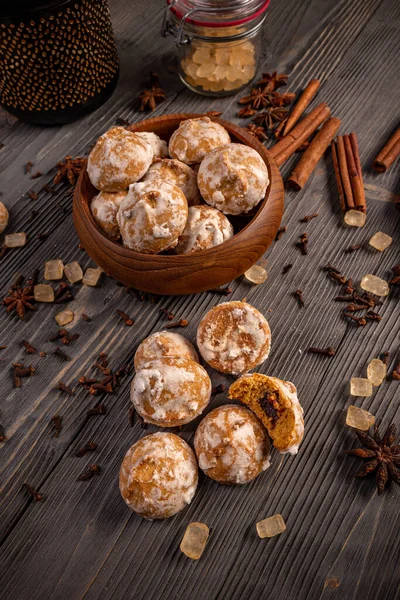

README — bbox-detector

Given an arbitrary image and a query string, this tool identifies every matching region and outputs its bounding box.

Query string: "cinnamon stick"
[270,103,331,166]
[287,117,341,190]
[372,127,400,172]
[331,141,346,213]
[349,132,366,212]
[336,136,354,209]
[283,79,320,136]
[344,135,364,213]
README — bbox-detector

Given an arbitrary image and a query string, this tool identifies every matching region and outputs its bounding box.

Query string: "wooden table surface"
[0,1,399,599]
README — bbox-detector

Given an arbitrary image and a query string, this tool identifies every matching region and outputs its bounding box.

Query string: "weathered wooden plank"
[0,0,399,598]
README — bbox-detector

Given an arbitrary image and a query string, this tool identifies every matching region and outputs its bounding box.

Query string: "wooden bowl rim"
[77,113,280,262]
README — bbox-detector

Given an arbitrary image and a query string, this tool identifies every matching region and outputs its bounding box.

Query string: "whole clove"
[365,311,382,322]
[300,213,318,222]
[275,226,287,241]
[77,464,101,481]
[22,340,36,354]
[160,308,174,320]
[392,361,400,380]
[346,303,369,312]
[165,319,189,329]
[282,264,293,274]
[207,287,232,296]
[42,184,57,195]
[116,309,134,326]
[328,271,347,284]
[27,189,38,201]
[297,232,308,255]
[343,312,367,326]
[294,289,305,307]
[56,381,75,395]
[324,263,341,274]
[54,347,71,361]
[75,441,97,457]
[23,483,44,502]
[308,346,336,356]
[381,351,390,365]
[0,424,6,443]
[346,244,362,253]
[87,405,107,416]
[81,313,91,322]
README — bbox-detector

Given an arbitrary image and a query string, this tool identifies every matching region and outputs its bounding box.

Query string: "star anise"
[246,124,268,142]
[269,91,296,107]
[237,106,257,118]
[238,86,272,110]
[346,424,400,494]
[253,107,289,130]
[2,278,35,321]
[138,72,166,112]
[256,71,288,90]
[53,156,86,186]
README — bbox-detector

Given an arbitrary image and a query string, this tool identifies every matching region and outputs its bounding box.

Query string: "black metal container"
[0,0,119,125]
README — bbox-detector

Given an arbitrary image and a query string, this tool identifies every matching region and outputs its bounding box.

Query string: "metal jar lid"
[162,0,270,44]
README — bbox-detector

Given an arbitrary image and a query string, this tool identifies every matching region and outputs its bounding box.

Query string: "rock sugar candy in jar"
[162,0,270,96]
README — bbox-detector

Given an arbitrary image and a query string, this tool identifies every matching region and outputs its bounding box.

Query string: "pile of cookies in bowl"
[120,300,304,520]
[86,116,270,255]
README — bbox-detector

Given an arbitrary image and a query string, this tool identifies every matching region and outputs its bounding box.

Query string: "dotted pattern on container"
[0,0,119,112]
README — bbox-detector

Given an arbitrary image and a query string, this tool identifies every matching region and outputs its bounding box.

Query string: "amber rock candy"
[4,232,27,248]
[367,358,387,386]
[34,284,55,303]
[256,514,286,539]
[350,377,373,397]
[344,210,366,227]
[44,260,64,280]
[55,310,74,326]
[180,522,209,560]
[368,231,392,252]
[64,261,83,284]
[82,268,102,287]
[244,265,268,285]
[346,405,375,431]
[360,274,389,297]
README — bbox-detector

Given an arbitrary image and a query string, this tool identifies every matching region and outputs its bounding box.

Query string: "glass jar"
[162,0,269,97]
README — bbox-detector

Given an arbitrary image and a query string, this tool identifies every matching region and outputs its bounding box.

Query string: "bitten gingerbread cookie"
[117,180,188,254]
[119,432,198,519]
[131,357,211,427]
[134,331,199,371]
[87,126,153,192]
[173,205,234,254]
[169,117,230,164]
[194,405,270,484]
[229,373,304,454]
[198,143,269,215]
[90,191,126,240]
[142,158,201,206]
[197,301,271,375]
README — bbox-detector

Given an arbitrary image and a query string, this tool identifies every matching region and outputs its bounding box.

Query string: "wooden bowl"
[73,113,284,295]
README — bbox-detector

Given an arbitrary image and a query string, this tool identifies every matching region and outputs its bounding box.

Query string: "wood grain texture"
[0,0,400,599]
[73,114,284,294]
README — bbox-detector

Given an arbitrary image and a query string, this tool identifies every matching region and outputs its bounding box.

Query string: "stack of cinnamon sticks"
[331,133,366,213]
[270,79,341,191]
